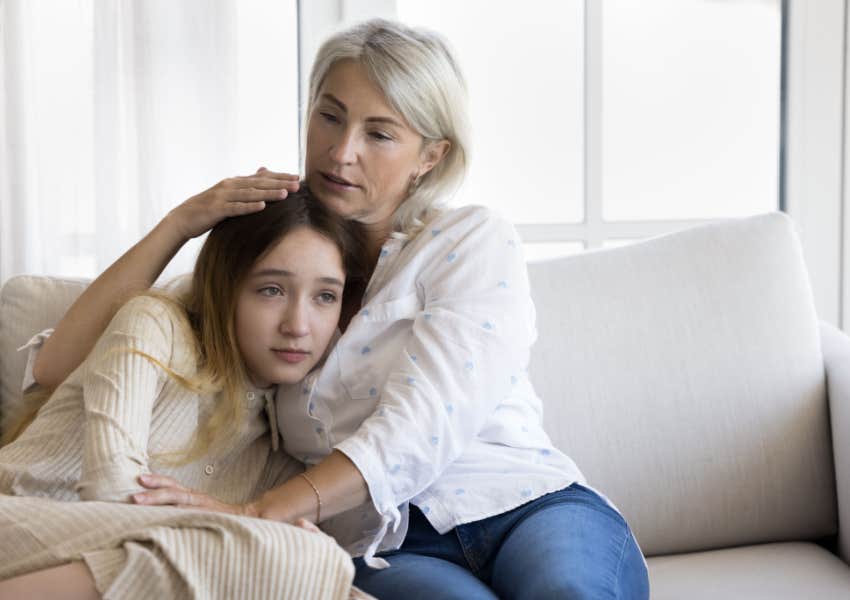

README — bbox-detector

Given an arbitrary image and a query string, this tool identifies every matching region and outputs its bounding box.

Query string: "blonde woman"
[0,191,369,599]
[32,20,649,599]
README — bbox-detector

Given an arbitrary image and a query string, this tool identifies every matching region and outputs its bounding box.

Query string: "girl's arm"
[77,296,176,502]
[33,170,300,389]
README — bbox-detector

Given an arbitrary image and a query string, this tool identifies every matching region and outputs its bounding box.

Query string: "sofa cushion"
[0,275,87,434]
[648,542,850,599]
[527,212,836,556]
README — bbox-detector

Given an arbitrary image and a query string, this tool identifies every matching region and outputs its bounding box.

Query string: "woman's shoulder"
[427,204,515,237]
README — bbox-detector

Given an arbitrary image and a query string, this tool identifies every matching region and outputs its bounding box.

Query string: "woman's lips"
[320,172,359,190]
[273,349,310,364]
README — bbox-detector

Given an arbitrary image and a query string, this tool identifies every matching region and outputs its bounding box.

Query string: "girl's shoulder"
[103,294,197,366]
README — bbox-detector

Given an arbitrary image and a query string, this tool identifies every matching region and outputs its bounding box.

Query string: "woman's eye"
[317,292,338,304]
[320,112,340,123]
[369,131,392,141]
[259,286,283,297]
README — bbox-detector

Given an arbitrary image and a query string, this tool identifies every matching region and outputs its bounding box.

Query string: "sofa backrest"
[0,276,87,433]
[0,213,838,558]
[527,212,837,557]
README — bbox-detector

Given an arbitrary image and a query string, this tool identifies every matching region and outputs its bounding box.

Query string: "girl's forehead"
[252,227,345,275]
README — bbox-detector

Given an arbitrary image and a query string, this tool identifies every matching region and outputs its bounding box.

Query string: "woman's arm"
[33,170,300,389]
[135,449,369,524]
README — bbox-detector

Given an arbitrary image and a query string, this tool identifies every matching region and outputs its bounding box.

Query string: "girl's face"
[235,226,345,388]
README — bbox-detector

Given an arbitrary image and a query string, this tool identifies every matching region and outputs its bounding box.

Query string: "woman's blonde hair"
[306,18,471,239]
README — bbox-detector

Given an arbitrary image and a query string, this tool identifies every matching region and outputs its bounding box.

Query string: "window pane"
[397,0,584,224]
[602,0,781,221]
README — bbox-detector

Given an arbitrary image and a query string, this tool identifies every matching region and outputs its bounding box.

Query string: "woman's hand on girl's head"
[133,473,258,517]
[164,167,301,240]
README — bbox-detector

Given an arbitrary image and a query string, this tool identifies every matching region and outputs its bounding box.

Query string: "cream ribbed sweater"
[0,296,356,599]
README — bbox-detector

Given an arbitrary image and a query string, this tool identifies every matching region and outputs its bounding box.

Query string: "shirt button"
[204,464,215,476]
[247,392,256,401]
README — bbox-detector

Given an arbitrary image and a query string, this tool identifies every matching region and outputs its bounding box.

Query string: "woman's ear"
[418,139,451,177]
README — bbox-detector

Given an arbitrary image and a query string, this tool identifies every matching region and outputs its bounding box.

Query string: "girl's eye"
[259,286,283,297]
[369,131,392,141]
[317,292,338,304]
[320,111,340,124]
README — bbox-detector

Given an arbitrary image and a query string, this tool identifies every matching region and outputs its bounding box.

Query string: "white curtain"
[0,0,300,285]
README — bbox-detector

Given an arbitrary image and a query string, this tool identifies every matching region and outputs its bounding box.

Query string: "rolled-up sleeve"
[18,328,54,393]
[77,296,174,502]
[335,209,536,565]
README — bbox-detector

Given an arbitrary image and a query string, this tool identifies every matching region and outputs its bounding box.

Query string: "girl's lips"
[273,349,310,364]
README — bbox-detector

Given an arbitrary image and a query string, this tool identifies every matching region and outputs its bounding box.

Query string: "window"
[326,0,783,261]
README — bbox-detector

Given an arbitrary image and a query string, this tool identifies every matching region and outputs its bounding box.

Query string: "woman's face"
[235,226,345,388]
[305,60,445,232]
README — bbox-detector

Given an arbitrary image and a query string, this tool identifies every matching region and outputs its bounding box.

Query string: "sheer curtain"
[0,0,299,285]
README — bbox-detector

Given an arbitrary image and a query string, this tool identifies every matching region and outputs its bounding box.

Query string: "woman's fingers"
[294,518,321,533]
[254,167,301,181]
[232,176,300,191]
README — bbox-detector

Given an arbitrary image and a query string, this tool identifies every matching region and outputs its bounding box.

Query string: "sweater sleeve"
[77,296,176,502]
[334,208,536,566]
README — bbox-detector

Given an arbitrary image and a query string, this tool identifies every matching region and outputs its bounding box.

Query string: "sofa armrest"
[821,320,850,563]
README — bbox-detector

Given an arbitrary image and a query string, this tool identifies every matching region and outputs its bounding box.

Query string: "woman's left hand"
[133,473,258,517]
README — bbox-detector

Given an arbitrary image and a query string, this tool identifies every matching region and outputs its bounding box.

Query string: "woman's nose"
[328,128,358,165]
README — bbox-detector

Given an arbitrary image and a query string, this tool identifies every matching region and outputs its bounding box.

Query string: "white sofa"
[2,212,850,598]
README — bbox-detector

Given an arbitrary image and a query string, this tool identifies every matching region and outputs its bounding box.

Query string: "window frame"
[299,0,850,329]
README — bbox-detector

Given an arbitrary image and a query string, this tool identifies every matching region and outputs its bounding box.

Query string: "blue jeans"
[353,483,649,600]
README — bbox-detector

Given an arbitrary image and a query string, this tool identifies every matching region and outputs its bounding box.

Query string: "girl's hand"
[134,473,256,517]
[165,167,300,240]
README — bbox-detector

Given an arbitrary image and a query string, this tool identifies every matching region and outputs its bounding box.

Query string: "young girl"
[0,190,368,599]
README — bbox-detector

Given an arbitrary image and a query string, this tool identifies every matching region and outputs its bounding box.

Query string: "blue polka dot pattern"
[361,309,370,317]
[390,464,401,474]
[482,321,493,330]
[424,313,432,321]
[431,229,441,236]
[447,252,457,262]
[369,387,378,397]
[420,506,431,515]
[430,436,439,446]
[455,488,465,495]
[445,403,454,414]
[498,280,508,288]
[361,346,371,355]
[410,354,417,362]
[379,248,389,258]
[406,376,416,385]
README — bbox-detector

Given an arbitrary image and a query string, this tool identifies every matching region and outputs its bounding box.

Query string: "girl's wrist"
[159,211,193,245]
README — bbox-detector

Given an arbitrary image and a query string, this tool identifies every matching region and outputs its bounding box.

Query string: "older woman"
[31,19,649,600]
